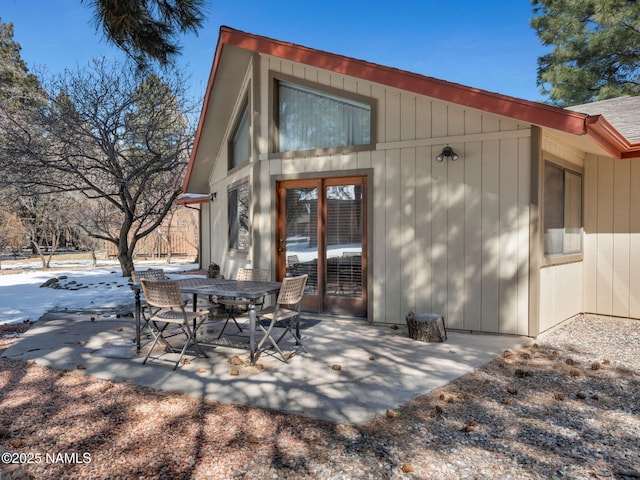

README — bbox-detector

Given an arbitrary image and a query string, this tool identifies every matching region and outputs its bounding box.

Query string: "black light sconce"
[209,192,217,202]
[436,146,459,162]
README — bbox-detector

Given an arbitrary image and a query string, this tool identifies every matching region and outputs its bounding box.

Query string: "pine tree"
[531,0,640,107]
[82,0,206,69]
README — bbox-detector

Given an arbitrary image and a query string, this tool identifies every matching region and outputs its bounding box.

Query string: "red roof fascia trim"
[220,27,588,136]
[586,115,640,159]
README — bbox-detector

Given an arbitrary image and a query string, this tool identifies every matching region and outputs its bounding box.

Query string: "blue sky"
[2,1,549,105]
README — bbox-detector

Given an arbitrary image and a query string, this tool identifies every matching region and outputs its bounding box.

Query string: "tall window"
[230,101,249,169]
[276,80,371,153]
[228,182,249,252]
[543,161,582,256]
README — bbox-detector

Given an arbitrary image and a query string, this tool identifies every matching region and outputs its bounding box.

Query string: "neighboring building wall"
[584,155,640,319]
[252,55,532,334]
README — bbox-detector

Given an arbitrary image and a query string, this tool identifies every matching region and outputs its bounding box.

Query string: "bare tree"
[0,207,27,268]
[1,58,195,276]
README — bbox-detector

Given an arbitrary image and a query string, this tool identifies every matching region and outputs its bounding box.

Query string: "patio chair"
[131,269,166,332]
[256,274,308,362]
[216,267,270,338]
[139,279,209,370]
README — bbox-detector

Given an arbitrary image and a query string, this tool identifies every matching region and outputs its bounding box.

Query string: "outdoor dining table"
[131,277,282,365]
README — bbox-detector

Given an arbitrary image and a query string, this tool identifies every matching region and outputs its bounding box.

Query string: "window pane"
[544,163,565,255]
[543,162,582,256]
[278,81,370,152]
[564,170,582,253]
[228,183,249,251]
[231,104,249,168]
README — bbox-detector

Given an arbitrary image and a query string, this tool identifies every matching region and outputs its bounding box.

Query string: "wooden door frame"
[275,176,367,317]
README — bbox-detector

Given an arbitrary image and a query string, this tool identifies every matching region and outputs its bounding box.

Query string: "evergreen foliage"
[531,0,640,106]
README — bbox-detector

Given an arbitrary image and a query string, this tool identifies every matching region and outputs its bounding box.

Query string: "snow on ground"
[0,259,201,324]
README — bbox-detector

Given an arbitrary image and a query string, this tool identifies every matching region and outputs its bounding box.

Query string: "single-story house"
[182,26,640,336]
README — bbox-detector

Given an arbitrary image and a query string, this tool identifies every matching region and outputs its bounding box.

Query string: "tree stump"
[405,311,447,342]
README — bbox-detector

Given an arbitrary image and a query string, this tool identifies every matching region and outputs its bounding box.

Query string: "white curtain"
[278,82,370,152]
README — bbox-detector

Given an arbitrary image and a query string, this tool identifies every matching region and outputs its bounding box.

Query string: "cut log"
[405,311,447,342]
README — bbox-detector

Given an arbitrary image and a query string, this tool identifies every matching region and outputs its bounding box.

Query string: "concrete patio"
[2,309,531,424]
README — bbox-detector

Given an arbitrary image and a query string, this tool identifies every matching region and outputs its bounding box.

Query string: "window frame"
[541,156,584,267]
[227,180,250,255]
[228,97,250,171]
[269,72,376,158]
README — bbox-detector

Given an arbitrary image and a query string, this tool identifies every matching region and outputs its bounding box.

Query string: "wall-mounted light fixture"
[209,192,217,202]
[435,146,459,162]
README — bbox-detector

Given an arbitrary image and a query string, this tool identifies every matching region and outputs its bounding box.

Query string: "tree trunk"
[118,250,135,277]
[32,241,48,269]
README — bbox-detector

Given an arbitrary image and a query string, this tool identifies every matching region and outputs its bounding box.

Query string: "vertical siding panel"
[415,97,432,139]
[481,139,500,332]
[431,144,448,320]
[356,150,372,169]
[517,136,531,335]
[372,85,386,143]
[432,103,448,138]
[431,102,449,321]
[415,146,433,313]
[498,138,519,334]
[372,150,387,322]
[583,155,598,314]
[385,149,402,322]
[596,157,614,315]
[629,159,640,318]
[401,94,416,141]
[401,148,417,315]
[385,90,401,142]
[464,143,483,330]
[464,112,483,331]
[446,107,465,328]
[612,160,631,317]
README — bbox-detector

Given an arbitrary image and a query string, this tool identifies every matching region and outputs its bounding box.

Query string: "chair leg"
[144,317,209,369]
[257,320,289,362]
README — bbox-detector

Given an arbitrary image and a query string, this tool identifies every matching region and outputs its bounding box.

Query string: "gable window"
[276,80,371,153]
[230,101,250,169]
[228,182,250,252]
[543,161,583,257]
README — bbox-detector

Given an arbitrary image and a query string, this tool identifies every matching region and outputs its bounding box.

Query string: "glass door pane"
[284,186,319,297]
[325,184,362,297]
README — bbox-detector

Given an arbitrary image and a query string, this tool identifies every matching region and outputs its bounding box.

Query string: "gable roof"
[183,27,640,192]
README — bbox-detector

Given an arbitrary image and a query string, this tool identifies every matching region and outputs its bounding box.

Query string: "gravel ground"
[1,314,639,480]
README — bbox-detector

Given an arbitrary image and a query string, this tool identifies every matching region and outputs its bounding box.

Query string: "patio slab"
[2,310,531,424]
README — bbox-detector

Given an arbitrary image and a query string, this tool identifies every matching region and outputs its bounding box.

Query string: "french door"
[276,176,367,317]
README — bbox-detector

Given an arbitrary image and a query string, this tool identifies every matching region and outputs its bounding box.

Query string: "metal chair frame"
[140,279,209,370]
[257,274,308,362]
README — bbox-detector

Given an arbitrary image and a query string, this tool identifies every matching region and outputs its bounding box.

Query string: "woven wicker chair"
[139,279,209,370]
[256,274,308,362]
[216,268,270,338]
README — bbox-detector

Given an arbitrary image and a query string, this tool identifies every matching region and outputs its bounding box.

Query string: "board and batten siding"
[584,154,640,319]
[258,55,531,335]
